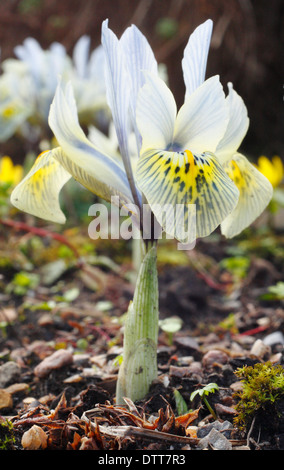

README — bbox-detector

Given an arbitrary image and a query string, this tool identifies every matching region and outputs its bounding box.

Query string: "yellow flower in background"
[256,155,284,188]
[0,156,23,187]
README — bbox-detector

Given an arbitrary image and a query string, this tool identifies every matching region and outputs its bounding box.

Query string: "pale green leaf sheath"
[116,245,159,404]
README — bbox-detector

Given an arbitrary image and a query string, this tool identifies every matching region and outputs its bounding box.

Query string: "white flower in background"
[1,35,108,142]
[71,36,107,117]
[11,19,272,244]
[11,20,158,227]
[13,37,72,122]
[0,69,33,141]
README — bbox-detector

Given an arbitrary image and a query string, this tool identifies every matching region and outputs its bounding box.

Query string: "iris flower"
[135,21,272,242]
[11,19,272,245]
[10,19,274,404]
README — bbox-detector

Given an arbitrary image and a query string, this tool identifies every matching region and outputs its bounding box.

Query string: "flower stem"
[116,244,159,404]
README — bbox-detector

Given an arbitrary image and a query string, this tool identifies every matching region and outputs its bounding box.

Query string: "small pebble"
[250,339,271,359]
[0,389,13,410]
[263,331,284,347]
[197,420,233,439]
[34,349,73,378]
[233,445,251,450]
[230,381,243,393]
[174,336,199,351]
[21,424,48,450]
[0,361,21,388]
[186,426,198,438]
[22,397,39,405]
[188,361,203,374]
[197,427,232,450]
[37,313,54,326]
[64,374,83,383]
[202,349,229,368]
[4,383,29,395]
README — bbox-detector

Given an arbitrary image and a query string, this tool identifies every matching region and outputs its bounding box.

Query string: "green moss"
[234,362,284,431]
[0,419,15,450]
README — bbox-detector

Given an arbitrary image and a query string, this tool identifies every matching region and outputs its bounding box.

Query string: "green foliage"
[234,362,284,431]
[6,271,40,296]
[173,389,188,416]
[190,383,219,419]
[17,0,42,15]
[218,313,238,334]
[220,256,250,280]
[190,383,219,401]
[0,419,15,450]
[261,281,284,301]
[155,17,178,39]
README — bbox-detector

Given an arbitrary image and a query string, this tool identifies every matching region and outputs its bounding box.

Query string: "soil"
[0,227,283,452]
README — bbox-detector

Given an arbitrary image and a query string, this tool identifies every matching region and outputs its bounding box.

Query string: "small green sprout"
[159,316,183,345]
[190,383,219,419]
[174,388,188,416]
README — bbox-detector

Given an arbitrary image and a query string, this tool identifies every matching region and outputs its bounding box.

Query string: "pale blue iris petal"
[173,75,228,153]
[14,38,44,87]
[136,71,177,154]
[215,83,250,164]
[120,24,158,151]
[101,21,133,175]
[182,19,213,99]
[72,35,91,79]
[48,82,135,202]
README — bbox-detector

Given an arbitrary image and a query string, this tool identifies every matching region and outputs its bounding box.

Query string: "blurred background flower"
[255,155,283,189]
[0,155,23,187]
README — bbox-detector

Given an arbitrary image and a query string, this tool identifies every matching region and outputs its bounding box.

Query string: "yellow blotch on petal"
[136,148,239,242]
[221,153,273,238]
[10,149,72,223]
[2,106,16,120]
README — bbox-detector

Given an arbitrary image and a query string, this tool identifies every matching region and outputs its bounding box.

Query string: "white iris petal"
[182,19,213,99]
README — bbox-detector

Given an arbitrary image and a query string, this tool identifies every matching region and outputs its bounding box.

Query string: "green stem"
[116,244,159,404]
[203,397,217,420]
